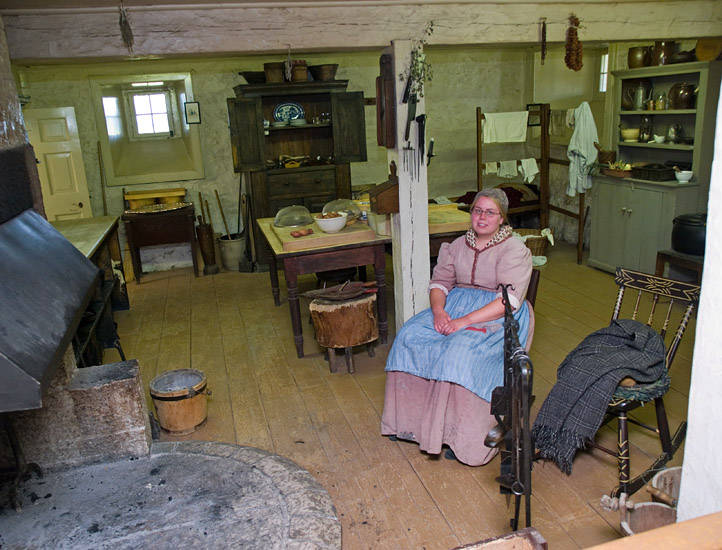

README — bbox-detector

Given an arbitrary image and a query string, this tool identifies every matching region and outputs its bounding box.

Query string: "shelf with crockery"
[611,60,721,210]
[269,123,331,131]
[618,142,693,151]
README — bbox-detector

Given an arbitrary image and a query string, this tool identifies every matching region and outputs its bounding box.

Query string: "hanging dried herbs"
[540,18,547,65]
[565,14,583,71]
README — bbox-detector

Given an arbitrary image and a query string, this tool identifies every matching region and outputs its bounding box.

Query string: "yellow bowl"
[621,128,640,141]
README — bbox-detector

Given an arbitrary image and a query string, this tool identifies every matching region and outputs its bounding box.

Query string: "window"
[102,97,122,137]
[122,85,178,140]
[599,53,609,93]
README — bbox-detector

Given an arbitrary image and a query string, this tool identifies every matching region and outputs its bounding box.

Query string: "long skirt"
[381,290,535,466]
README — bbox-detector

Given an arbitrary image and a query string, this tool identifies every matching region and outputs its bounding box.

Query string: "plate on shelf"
[273,101,305,122]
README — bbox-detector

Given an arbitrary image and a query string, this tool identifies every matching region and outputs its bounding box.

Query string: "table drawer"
[267,169,336,199]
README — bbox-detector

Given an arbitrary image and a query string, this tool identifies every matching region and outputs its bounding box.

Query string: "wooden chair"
[591,267,700,498]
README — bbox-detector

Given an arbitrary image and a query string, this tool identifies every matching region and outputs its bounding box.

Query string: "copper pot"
[652,41,678,66]
[668,82,696,109]
[628,46,651,68]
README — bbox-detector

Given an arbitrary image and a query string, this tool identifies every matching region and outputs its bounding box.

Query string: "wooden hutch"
[227,80,367,265]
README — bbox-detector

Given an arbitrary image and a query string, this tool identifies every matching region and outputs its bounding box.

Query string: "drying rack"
[476,104,586,264]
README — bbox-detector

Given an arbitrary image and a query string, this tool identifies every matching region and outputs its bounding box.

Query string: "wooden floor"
[113,242,695,549]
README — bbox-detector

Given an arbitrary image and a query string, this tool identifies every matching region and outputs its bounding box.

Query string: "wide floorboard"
[114,242,693,549]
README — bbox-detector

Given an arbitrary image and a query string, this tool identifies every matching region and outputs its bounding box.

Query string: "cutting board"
[271,221,376,252]
[428,205,470,234]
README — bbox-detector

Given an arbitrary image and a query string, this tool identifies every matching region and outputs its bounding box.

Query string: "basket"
[631,164,675,181]
[601,168,632,178]
[516,228,548,256]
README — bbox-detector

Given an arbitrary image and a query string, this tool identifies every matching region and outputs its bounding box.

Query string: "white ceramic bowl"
[675,171,693,183]
[314,212,348,233]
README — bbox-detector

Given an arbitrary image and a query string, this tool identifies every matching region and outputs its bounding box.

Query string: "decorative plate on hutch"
[273,101,305,122]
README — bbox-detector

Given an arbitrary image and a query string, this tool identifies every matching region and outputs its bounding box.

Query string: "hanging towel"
[567,102,599,197]
[565,108,576,128]
[483,112,529,143]
[520,158,539,184]
[498,160,518,179]
[484,161,498,175]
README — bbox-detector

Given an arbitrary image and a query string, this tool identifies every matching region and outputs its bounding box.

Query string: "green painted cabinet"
[612,61,721,211]
[588,175,698,274]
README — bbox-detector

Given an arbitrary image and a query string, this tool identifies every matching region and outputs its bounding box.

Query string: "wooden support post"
[388,40,430,329]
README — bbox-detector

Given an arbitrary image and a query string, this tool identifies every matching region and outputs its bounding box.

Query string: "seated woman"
[381,188,534,466]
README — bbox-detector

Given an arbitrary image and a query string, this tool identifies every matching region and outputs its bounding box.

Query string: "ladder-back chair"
[591,267,700,498]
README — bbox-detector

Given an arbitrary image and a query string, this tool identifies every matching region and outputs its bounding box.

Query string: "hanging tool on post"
[415,114,426,179]
[427,137,435,166]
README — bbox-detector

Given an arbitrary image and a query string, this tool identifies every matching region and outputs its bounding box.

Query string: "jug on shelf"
[625,83,651,111]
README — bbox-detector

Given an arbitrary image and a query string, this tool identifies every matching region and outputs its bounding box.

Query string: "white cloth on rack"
[498,160,519,179]
[482,112,529,143]
[567,101,599,197]
[566,108,576,128]
[484,161,498,175]
[520,158,539,184]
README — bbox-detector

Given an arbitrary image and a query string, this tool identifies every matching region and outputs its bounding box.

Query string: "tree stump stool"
[309,294,378,373]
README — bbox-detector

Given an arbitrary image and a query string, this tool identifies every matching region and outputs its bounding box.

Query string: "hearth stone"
[9,352,151,471]
[0,441,340,549]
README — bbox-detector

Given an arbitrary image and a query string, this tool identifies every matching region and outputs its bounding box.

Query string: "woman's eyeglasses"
[471,207,501,218]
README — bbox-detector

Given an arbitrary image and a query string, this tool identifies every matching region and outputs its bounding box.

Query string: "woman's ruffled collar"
[465,224,512,251]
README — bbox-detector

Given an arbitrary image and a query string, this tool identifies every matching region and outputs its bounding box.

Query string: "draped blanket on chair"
[532,319,667,474]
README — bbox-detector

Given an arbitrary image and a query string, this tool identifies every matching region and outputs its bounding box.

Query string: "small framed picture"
[184,101,201,124]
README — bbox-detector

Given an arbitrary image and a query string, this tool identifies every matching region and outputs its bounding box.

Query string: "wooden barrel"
[150,369,209,435]
[310,294,378,348]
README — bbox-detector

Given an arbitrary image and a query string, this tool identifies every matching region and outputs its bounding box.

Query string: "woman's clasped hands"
[433,309,467,335]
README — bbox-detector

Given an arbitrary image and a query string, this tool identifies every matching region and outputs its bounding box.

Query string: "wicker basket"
[516,228,548,256]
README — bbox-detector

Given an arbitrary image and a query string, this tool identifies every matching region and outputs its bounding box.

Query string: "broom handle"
[205,199,214,232]
[198,192,206,224]
[215,189,231,237]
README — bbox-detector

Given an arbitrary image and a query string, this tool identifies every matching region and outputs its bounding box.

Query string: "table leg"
[284,262,304,358]
[269,253,280,306]
[655,252,666,277]
[374,245,388,344]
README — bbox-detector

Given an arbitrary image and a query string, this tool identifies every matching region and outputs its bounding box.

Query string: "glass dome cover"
[322,199,361,223]
[273,205,313,227]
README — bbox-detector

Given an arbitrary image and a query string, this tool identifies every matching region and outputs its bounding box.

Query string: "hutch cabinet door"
[227,98,265,172]
[589,179,628,272]
[331,92,367,163]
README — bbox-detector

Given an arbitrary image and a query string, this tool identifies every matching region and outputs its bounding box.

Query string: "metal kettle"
[625,83,651,111]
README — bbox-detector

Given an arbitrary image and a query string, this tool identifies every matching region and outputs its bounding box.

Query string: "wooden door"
[227,97,265,172]
[589,180,627,272]
[624,186,664,273]
[23,106,92,221]
[331,92,367,163]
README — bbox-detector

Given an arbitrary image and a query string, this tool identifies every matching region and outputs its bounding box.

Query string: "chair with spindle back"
[590,267,700,499]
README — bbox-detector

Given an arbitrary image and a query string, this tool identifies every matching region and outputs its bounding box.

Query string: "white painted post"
[388,39,430,330]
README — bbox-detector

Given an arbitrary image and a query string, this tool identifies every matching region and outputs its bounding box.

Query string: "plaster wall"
[16,45,532,268]
[677,83,722,521]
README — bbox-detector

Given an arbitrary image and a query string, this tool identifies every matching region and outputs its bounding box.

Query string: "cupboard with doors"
[227,80,367,265]
[588,60,720,273]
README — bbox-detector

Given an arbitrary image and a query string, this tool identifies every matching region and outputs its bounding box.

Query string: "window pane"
[102,96,119,116]
[107,116,122,137]
[152,113,169,133]
[136,114,154,134]
[134,94,151,115]
[149,93,167,114]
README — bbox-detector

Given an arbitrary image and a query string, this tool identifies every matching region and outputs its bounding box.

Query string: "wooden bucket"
[150,369,209,435]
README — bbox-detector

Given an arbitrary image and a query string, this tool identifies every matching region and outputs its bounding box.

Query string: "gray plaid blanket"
[531,319,666,474]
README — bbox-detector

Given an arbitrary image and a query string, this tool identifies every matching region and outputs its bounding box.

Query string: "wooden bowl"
[309,64,339,81]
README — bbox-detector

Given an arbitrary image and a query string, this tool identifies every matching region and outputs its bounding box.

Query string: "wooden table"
[52,215,129,310]
[257,219,391,358]
[122,204,199,283]
[655,248,704,283]
[51,216,129,365]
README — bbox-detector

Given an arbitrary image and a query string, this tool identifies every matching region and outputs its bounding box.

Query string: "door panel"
[23,107,92,221]
[331,91,367,163]
[227,98,265,172]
